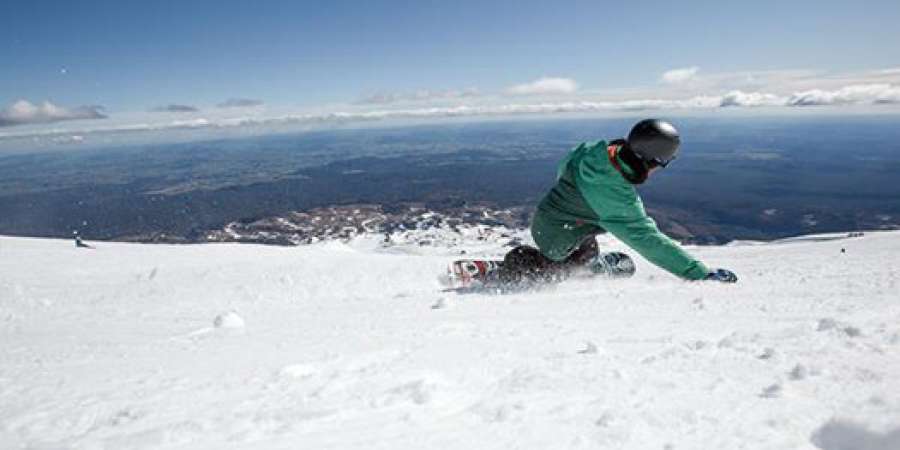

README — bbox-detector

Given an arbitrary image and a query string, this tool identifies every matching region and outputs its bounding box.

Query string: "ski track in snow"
[1,231,899,449]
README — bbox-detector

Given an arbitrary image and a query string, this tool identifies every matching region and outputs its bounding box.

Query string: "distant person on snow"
[500,119,737,284]
[74,232,93,249]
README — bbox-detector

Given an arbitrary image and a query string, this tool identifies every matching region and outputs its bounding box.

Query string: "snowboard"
[442,251,636,293]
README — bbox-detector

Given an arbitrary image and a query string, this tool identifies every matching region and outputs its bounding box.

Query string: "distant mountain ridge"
[129,203,531,247]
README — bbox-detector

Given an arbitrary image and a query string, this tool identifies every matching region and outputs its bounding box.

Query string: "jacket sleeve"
[556,142,584,180]
[574,150,710,280]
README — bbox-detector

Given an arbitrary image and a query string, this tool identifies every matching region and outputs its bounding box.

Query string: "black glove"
[705,268,738,283]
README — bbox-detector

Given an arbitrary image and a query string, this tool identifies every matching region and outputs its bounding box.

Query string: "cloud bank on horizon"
[0,100,106,128]
[151,104,200,113]
[357,88,480,105]
[216,98,265,108]
[2,67,900,145]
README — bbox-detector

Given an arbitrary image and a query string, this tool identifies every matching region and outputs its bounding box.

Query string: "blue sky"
[1,0,899,142]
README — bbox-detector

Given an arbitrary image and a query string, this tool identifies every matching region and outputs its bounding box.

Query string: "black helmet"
[627,119,680,167]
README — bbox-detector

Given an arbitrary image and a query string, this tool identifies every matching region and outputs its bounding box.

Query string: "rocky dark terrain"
[203,203,531,246]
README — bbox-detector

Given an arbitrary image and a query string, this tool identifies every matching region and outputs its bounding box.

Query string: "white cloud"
[661,67,700,84]
[875,89,900,104]
[0,100,107,127]
[659,67,831,94]
[506,77,578,96]
[720,90,787,107]
[167,118,212,128]
[787,84,900,106]
[358,88,480,105]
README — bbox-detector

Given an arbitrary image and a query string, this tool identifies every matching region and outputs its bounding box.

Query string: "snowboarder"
[500,119,737,284]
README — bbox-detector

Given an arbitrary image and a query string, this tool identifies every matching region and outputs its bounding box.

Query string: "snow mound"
[1,231,899,449]
[811,420,900,450]
[213,311,245,329]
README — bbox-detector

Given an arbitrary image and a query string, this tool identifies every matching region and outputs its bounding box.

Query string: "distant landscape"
[1,115,900,244]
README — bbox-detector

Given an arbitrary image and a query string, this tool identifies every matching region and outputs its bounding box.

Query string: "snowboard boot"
[586,252,636,278]
[499,245,561,285]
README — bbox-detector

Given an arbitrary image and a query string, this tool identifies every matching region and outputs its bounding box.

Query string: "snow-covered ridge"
[1,231,898,449]
[203,203,532,248]
[726,231,868,247]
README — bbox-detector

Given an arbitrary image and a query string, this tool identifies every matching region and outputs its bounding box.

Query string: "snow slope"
[1,230,899,450]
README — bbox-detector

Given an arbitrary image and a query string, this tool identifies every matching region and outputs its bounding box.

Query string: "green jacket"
[533,140,709,280]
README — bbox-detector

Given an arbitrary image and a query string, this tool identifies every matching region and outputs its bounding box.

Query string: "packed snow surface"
[1,231,899,450]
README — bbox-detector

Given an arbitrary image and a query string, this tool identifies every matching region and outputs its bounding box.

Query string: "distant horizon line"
[2,103,900,154]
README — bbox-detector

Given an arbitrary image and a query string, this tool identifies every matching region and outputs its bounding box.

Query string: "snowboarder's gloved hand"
[705,268,738,283]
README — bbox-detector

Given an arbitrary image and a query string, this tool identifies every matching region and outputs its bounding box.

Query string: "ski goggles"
[651,156,675,168]
[642,155,675,169]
